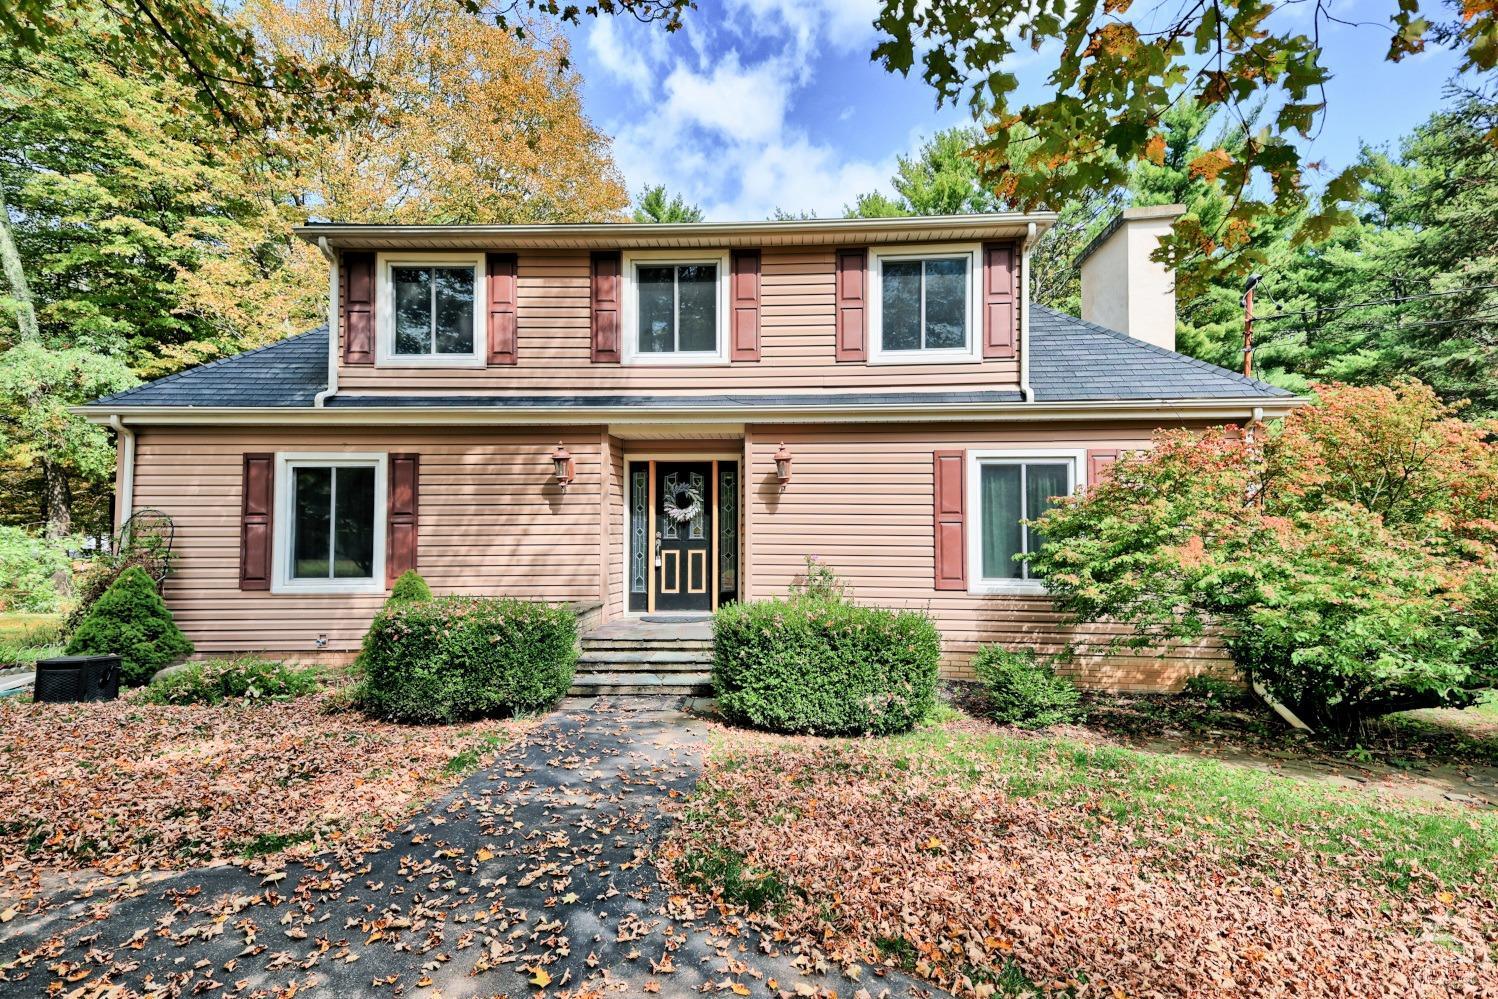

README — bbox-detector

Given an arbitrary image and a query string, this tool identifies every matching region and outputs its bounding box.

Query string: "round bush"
[712,595,940,736]
[971,645,1081,729]
[359,596,576,723]
[64,566,193,686]
[388,569,433,604]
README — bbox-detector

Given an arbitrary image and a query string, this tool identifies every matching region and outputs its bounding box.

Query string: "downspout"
[1019,221,1037,402]
[313,237,339,408]
[108,414,135,530]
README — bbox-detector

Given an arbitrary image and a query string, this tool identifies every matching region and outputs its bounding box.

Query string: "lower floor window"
[979,460,1072,581]
[286,460,380,583]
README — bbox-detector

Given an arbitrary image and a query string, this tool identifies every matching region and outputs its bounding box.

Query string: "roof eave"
[77,395,1304,426]
[293,213,1058,251]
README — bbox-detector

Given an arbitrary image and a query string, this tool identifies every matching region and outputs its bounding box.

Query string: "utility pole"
[1241,273,1262,379]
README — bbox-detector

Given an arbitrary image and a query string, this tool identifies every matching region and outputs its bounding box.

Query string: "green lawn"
[0,612,63,670]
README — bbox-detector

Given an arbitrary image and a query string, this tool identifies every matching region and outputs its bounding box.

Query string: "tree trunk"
[0,180,40,343]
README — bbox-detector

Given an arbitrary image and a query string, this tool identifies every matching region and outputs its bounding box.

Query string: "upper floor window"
[376,252,486,366]
[966,450,1084,594]
[272,453,387,594]
[621,250,730,365]
[868,244,983,364]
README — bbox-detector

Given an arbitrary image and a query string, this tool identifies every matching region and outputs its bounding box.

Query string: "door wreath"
[664,483,704,524]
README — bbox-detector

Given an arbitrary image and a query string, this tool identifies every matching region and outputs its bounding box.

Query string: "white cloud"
[582,0,904,220]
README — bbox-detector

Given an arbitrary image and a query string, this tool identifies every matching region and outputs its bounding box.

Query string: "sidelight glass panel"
[924,257,967,349]
[332,466,376,578]
[980,464,1022,579]
[636,265,675,353]
[881,260,922,351]
[292,467,332,578]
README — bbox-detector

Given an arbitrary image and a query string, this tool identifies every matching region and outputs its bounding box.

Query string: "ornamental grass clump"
[64,566,193,686]
[712,582,940,736]
[359,596,576,723]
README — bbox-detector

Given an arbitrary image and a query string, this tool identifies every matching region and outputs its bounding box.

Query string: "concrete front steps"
[570,618,714,696]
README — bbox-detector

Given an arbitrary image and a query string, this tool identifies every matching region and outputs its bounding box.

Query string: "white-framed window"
[376,251,486,366]
[621,249,730,365]
[967,449,1086,594]
[868,243,983,364]
[272,453,387,594]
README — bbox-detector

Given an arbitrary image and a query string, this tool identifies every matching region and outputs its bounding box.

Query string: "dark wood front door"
[654,462,714,611]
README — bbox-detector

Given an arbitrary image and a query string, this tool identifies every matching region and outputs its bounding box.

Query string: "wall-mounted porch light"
[550,442,574,491]
[774,442,793,488]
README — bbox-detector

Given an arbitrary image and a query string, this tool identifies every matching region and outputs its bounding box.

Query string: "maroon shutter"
[835,248,867,361]
[1087,449,1121,487]
[387,453,419,584]
[342,251,375,366]
[982,242,1016,359]
[730,249,761,361]
[591,251,621,363]
[487,252,518,366]
[933,450,967,590]
[239,453,274,591]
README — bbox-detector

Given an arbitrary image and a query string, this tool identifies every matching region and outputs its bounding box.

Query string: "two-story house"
[79,209,1298,691]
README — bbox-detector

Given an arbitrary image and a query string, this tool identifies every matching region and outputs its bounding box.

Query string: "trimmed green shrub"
[972,645,1081,729]
[359,596,576,723]
[388,569,433,604]
[64,566,193,686]
[141,659,322,706]
[712,595,940,736]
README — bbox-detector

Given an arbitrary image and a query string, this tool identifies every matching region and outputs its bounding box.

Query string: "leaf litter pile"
[662,718,1498,998]
[0,686,526,911]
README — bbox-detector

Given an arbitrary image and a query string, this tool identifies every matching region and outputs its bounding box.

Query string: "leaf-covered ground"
[663,712,1498,998]
[0,683,527,915]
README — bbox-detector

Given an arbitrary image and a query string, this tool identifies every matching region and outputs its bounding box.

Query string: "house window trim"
[620,248,732,366]
[271,452,388,595]
[966,448,1087,596]
[374,251,487,368]
[868,242,984,366]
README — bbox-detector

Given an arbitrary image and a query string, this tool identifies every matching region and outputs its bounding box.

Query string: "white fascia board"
[76,396,1306,427]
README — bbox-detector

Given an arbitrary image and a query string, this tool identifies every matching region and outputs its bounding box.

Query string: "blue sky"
[562,0,1468,221]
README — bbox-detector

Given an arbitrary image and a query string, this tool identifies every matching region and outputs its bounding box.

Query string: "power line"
[1253,282,1498,329]
[1246,309,1498,351]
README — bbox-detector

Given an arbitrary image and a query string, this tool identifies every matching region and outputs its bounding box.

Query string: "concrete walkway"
[0,698,940,998]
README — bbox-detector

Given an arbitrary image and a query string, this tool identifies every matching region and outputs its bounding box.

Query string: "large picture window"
[376,253,485,366]
[274,454,387,593]
[621,250,729,364]
[967,452,1083,592]
[868,244,983,364]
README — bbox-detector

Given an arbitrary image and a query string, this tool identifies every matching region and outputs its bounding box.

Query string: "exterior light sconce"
[774,442,793,489]
[550,442,574,491]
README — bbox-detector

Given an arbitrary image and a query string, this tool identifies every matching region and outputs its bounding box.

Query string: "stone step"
[578,649,712,666]
[581,639,715,652]
[568,671,713,696]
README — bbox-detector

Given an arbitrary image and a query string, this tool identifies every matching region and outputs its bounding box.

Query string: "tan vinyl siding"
[607,434,626,619]
[741,423,1234,691]
[337,247,1021,395]
[132,426,606,655]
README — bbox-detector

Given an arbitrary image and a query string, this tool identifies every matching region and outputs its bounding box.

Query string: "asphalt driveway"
[0,697,938,998]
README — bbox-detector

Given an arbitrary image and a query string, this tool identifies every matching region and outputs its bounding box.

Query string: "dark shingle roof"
[90,309,1291,409]
[90,329,329,408]
[1028,306,1291,402]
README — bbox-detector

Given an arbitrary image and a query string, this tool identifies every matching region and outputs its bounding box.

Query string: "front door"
[654,461,714,611]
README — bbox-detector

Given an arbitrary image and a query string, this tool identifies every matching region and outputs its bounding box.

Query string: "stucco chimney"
[1078,204,1185,351]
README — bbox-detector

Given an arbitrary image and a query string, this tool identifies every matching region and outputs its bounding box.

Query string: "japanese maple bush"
[1026,380,1498,734]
